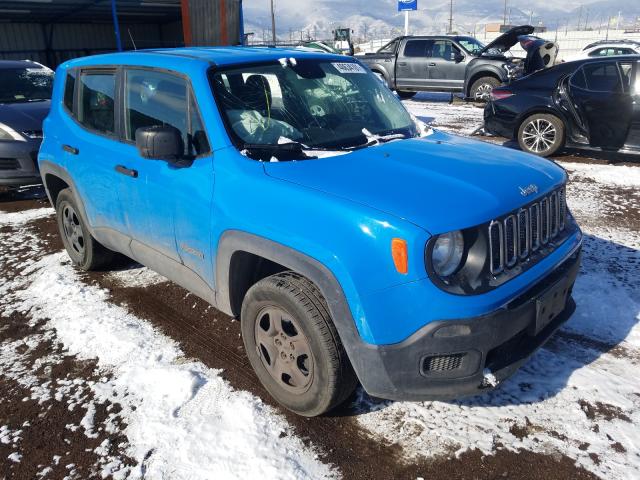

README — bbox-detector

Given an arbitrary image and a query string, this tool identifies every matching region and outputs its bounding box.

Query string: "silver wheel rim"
[61,204,85,256]
[522,118,557,153]
[474,83,493,101]
[254,306,313,394]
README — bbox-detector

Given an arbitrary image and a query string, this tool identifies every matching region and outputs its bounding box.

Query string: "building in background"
[0,0,242,68]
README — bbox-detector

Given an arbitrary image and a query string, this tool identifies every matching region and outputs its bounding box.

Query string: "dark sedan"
[484,55,640,157]
[0,60,53,189]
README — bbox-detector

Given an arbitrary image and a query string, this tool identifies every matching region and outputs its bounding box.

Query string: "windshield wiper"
[344,129,410,151]
[242,141,318,162]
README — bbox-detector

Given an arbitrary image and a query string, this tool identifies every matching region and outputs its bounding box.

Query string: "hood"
[264,131,566,234]
[0,100,50,133]
[478,25,535,55]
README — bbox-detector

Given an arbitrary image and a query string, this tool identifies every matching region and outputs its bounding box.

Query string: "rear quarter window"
[78,71,116,135]
[63,69,76,113]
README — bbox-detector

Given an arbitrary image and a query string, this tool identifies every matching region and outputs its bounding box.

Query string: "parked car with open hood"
[40,47,582,416]
[0,60,53,190]
[484,55,640,157]
[358,25,557,100]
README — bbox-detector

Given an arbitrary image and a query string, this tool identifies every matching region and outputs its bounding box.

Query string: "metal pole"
[239,0,245,45]
[448,0,453,34]
[111,0,122,51]
[503,0,507,26]
[270,0,276,44]
[404,10,409,36]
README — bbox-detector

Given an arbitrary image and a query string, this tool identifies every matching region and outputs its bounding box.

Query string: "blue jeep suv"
[39,48,582,416]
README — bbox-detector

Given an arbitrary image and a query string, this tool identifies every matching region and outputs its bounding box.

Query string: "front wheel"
[241,272,358,416]
[517,113,565,157]
[470,76,500,102]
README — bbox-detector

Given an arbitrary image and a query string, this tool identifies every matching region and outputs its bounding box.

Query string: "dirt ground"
[0,195,606,479]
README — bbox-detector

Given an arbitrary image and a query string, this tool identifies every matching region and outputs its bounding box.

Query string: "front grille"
[0,158,20,170]
[423,353,466,372]
[489,186,567,276]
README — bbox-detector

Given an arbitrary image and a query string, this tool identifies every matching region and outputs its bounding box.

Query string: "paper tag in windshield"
[332,62,367,74]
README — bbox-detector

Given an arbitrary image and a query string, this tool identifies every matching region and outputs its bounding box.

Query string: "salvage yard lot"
[1,94,639,480]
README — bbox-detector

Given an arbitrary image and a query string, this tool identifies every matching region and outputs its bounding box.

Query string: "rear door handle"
[62,144,79,155]
[115,165,138,178]
[428,62,436,67]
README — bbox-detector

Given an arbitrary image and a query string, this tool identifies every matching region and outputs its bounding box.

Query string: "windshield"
[210,59,417,156]
[456,37,485,55]
[0,67,53,103]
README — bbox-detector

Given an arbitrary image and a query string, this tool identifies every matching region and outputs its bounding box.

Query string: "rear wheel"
[517,113,565,157]
[56,188,117,270]
[241,271,358,417]
[396,90,417,99]
[470,76,500,102]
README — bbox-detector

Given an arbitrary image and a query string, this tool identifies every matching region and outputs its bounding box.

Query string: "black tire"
[241,271,358,417]
[517,113,565,157]
[470,76,500,102]
[55,188,117,271]
[396,90,417,99]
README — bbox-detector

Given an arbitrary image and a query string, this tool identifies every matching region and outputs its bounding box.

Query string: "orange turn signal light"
[391,238,408,274]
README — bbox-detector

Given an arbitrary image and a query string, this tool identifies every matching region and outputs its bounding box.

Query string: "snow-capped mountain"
[243,0,640,41]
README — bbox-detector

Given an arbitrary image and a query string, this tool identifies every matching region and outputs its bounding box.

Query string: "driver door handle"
[115,165,138,178]
[397,62,407,66]
[428,62,436,66]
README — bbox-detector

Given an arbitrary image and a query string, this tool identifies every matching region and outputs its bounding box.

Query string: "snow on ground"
[105,265,169,288]
[402,93,485,136]
[351,97,640,479]
[0,210,335,480]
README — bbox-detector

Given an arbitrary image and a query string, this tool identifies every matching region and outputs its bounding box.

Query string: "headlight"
[431,230,464,277]
[0,122,26,142]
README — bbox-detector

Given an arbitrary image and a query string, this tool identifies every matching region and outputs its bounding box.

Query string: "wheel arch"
[214,230,368,376]
[465,68,502,97]
[40,161,92,233]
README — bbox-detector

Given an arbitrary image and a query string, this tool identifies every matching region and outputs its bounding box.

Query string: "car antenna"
[128,29,137,50]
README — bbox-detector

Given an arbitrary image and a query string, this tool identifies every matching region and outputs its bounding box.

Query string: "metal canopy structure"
[0,0,181,24]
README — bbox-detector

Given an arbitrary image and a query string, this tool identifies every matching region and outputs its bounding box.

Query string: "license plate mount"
[531,277,570,336]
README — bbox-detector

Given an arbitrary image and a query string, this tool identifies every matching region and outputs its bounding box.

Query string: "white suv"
[568,40,640,61]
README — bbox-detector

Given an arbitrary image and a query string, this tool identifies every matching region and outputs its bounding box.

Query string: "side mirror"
[451,51,464,63]
[135,125,184,161]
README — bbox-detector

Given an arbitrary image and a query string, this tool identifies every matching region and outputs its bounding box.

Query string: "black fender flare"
[39,161,92,234]
[214,230,374,380]
[465,65,505,97]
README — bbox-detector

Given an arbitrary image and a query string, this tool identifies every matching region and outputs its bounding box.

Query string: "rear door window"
[403,40,431,57]
[582,62,622,92]
[78,71,116,134]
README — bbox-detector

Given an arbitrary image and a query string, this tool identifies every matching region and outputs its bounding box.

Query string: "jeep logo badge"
[519,184,539,197]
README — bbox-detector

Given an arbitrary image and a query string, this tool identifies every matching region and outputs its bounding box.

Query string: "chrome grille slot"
[558,187,566,231]
[550,191,558,238]
[504,215,517,267]
[517,208,529,258]
[530,203,540,251]
[487,186,568,277]
[489,220,504,275]
[540,197,550,244]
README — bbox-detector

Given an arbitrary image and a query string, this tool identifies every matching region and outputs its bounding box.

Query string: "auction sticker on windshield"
[332,62,367,74]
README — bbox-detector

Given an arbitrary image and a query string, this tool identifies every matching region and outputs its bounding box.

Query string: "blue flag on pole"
[398,0,417,11]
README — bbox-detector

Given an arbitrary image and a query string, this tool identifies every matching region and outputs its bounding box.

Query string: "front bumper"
[0,139,42,188]
[354,245,581,401]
